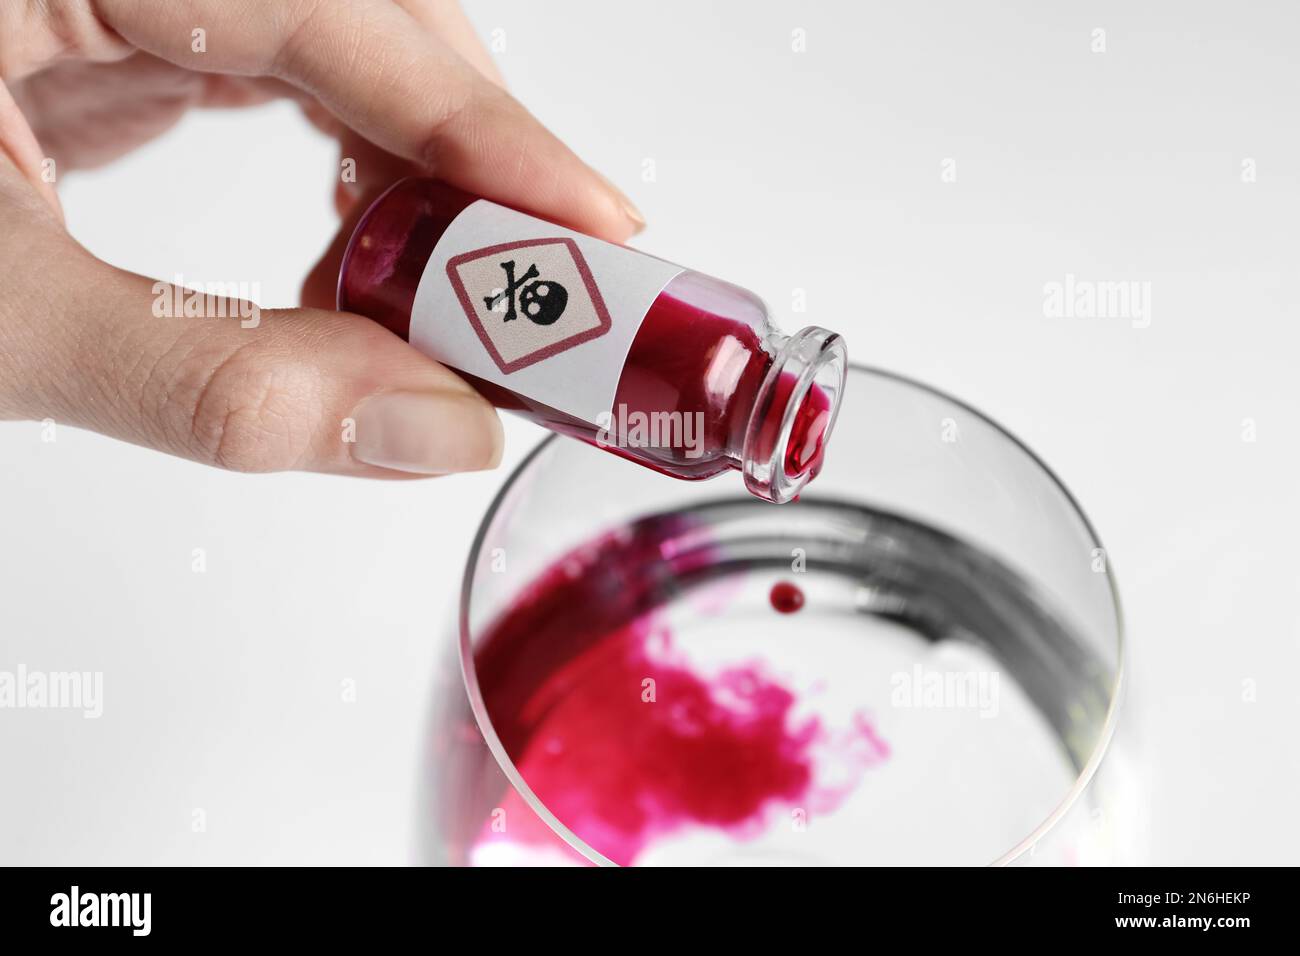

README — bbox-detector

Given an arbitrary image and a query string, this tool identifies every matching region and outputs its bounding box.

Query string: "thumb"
[6,249,503,478]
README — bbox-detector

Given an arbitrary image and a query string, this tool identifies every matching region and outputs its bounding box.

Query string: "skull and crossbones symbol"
[484,259,569,327]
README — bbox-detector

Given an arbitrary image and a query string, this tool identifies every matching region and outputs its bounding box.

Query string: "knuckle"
[268,0,334,77]
[183,343,324,473]
[418,83,478,170]
[17,0,133,68]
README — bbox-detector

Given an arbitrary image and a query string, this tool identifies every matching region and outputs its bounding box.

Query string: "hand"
[0,0,644,476]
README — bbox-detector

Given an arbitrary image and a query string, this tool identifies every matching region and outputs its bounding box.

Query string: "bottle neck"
[740,326,847,503]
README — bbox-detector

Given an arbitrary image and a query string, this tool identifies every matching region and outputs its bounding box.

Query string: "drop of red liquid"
[769,581,806,614]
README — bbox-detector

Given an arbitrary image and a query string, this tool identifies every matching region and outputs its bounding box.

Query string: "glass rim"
[742,326,848,503]
[457,363,1126,867]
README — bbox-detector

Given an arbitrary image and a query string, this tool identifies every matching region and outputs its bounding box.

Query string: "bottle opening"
[742,327,848,503]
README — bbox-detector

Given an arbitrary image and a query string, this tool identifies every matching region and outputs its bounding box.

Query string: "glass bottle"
[337,178,846,503]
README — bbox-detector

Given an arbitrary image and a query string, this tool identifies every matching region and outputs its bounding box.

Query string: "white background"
[1,1,1296,865]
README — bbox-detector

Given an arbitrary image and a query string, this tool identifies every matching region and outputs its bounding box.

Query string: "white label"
[409,201,684,425]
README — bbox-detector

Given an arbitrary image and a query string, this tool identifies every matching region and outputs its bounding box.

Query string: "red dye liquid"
[769,581,806,614]
[338,178,834,488]
[483,618,818,865]
[468,518,887,865]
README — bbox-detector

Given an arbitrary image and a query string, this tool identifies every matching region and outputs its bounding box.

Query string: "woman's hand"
[0,0,643,476]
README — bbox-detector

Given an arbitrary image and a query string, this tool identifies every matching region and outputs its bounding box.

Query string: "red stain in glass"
[469,522,887,865]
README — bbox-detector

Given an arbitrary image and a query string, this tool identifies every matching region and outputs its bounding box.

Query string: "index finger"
[94,0,644,241]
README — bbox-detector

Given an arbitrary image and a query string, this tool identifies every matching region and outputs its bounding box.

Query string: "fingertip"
[590,169,646,239]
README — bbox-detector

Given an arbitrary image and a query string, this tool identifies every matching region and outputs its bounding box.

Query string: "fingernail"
[350,391,503,475]
[622,196,646,233]
[595,170,645,234]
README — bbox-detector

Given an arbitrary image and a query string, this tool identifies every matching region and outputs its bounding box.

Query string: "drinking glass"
[419,366,1140,866]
